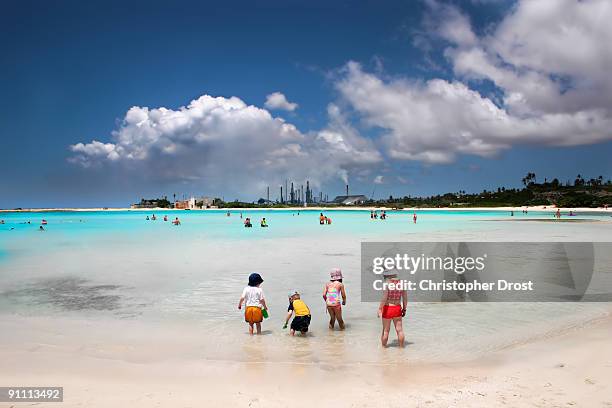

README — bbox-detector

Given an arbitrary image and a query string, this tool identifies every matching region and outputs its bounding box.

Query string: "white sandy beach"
[0,312,610,408]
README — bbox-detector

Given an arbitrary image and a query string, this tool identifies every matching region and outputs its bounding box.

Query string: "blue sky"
[1,0,611,208]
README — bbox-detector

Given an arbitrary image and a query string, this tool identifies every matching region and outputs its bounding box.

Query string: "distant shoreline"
[1,205,609,213]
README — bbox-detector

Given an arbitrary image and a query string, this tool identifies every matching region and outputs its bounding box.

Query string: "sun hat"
[288,289,299,298]
[248,273,264,286]
[330,268,343,280]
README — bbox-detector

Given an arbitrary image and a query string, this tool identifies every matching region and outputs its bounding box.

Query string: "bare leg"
[255,322,262,335]
[336,307,345,330]
[327,306,336,329]
[290,329,295,336]
[393,318,405,347]
[381,318,391,347]
[248,323,254,335]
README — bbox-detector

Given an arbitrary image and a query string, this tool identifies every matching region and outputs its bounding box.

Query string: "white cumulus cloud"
[69,95,380,196]
[333,0,612,164]
[264,92,299,111]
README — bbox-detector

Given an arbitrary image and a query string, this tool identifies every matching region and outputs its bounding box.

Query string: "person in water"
[39,225,45,231]
[146,216,150,220]
[163,215,168,222]
[412,213,417,224]
[238,273,268,335]
[244,217,252,228]
[172,217,181,225]
[152,214,156,220]
[319,213,325,225]
[260,218,268,227]
[378,270,407,348]
[325,216,332,225]
[323,268,346,330]
[556,208,561,219]
[284,290,311,336]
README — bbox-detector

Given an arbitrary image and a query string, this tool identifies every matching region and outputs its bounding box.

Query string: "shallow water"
[0,209,611,364]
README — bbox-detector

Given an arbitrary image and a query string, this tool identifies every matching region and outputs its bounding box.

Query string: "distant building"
[331,195,368,205]
[196,196,214,208]
[174,198,196,209]
[174,196,213,209]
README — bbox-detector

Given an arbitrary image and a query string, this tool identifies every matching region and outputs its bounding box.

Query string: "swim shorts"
[245,306,263,323]
[382,304,403,319]
[290,315,311,332]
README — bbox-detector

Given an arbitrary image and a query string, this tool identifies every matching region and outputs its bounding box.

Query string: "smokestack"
[346,184,349,197]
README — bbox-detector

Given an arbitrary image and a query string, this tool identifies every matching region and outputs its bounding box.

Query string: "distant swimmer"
[244,218,252,228]
[319,213,325,225]
[240,212,243,219]
[0,220,4,224]
[39,225,45,231]
[556,208,561,219]
[163,215,168,221]
[261,218,268,227]
[569,210,574,216]
[380,210,387,220]
[146,216,150,220]
[41,219,48,225]
[325,216,332,225]
[413,213,417,224]
[370,210,374,219]
[172,217,181,225]
[152,214,157,221]
[227,211,231,217]
[510,210,514,216]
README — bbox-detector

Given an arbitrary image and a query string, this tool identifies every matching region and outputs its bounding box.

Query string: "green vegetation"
[374,174,612,208]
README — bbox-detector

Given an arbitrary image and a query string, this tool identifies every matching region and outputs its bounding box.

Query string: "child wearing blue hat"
[238,273,268,335]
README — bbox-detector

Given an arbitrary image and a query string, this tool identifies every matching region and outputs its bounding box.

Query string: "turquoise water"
[1,209,609,260]
[1,208,610,364]
[1,208,608,241]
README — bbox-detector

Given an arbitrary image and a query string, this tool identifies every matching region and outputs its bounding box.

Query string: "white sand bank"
[0,312,610,407]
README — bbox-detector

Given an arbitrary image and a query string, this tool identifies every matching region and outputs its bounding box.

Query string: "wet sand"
[0,312,610,407]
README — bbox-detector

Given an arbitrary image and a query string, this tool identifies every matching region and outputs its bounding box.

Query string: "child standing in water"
[238,273,268,335]
[378,270,407,347]
[284,290,311,336]
[323,268,347,330]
